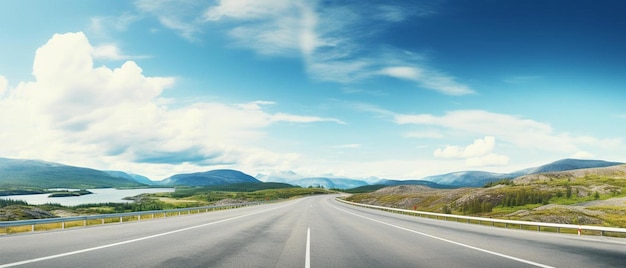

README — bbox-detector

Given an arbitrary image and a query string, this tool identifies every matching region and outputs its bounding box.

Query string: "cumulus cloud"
[433,136,509,167]
[0,32,342,179]
[434,136,496,159]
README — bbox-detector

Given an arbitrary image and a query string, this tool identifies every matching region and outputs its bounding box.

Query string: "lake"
[0,188,175,206]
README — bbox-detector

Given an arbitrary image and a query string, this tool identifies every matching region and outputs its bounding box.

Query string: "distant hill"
[276,177,368,189]
[423,159,624,187]
[200,182,297,192]
[257,171,369,189]
[374,179,456,189]
[0,158,143,189]
[161,169,260,186]
[105,171,155,185]
[512,158,624,176]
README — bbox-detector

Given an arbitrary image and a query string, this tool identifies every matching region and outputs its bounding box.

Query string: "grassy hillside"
[346,165,626,227]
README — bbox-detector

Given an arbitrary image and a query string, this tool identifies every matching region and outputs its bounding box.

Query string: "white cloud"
[395,110,626,159]
[201,1,474,95]
[271,113,345,124]
[433,136,509,167]
[92,44,149,61]
[380,66,422,80]
[379,66,474,95]
[332,144,361,149]
[135,0,210,40]
[0,76,7,97]
[572,151,594,159]
[0,32,342,179]
[434,136,496,159]
[205,0,293,21]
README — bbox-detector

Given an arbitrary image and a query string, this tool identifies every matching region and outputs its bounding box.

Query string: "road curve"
[1,195,625,267]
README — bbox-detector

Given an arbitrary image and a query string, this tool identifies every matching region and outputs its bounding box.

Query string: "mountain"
[105,171,155,185]
[285,177,368,189]
[256,171,370,189]
[422,171,509,187]
[423,159,624,187]
[512,158,624,176]
[161,169,261,186]
[374,179,456,189]
[0,157,144,189]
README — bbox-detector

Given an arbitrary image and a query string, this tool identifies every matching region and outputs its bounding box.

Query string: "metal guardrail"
[336,198,626,236]
[0,202,260,233]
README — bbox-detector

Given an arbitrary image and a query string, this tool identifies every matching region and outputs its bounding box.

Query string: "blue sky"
[1,0,625,181]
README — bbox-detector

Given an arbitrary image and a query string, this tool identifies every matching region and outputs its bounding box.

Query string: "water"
[0,188,175,206]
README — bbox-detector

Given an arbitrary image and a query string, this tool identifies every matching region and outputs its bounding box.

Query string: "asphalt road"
[1,195,625,267]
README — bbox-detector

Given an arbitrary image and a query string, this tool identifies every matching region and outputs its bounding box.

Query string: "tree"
[594,191,600,200]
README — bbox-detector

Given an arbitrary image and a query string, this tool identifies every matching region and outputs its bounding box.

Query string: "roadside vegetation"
[1,182,333,221]
[346,165,626,228]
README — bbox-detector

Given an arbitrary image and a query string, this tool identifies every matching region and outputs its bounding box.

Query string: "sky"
[1,0,625,181]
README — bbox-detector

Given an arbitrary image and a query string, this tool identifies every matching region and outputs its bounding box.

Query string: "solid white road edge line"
[305,227,311,268]
[0,202,296,268]
[330,202,555,268]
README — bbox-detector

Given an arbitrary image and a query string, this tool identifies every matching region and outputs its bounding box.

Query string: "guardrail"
[0,202,260,234]
[336,198,626,237]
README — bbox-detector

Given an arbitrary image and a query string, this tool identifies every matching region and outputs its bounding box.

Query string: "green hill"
[0,158,144,191]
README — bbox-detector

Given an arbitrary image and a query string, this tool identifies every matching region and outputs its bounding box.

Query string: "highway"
[1,195,625,267]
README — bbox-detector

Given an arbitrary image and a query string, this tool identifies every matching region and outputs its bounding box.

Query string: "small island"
[48,189,93,198]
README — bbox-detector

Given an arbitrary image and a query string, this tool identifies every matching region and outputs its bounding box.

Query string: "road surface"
[1,195,625,267]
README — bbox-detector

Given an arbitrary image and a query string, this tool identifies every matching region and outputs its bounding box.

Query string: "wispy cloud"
[271,113,345,124]
[134,0,211,40]
[394,110,625,157]
[380,66,474,95]
[88,13,140,38]
[126,1,473,95]
[332,144,361,149]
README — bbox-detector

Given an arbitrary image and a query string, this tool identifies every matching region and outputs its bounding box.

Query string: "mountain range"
[0,157,143,189]
[0,157,623,190]
[422,159,624,187]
